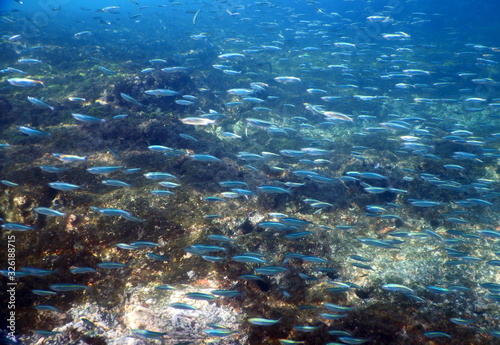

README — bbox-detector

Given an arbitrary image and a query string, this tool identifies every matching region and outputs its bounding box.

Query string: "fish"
[449,317,474,326]
[382,284,414,294]
[131,329,167,339]
[116,243,140,250]
[227,88,255,96]
[52,154,87,162]
[423,331,451,338]
[7,78,44,87]
[242,272,269,281]
[258,221,295,230]
[242,97,265,103]
[169,303,197,310]
[70,267,97,274]
[148,146,185,154]
[150,190,175,196]
[18,58,42,64]
[34,330,61,337]
[206,234,234,242]
[293,325,320,332]
[68,96,86,102]
[21,267,56,276]
[185,292,217,300]
[101,6,120,13]
[180,117,216,125]
[248,318,280,326]
[211,290,241,297]
[91,207,144,222]
[223,69,241,75]
[158,182,180,188]
[302,255,328,264]
[232,255,268,264]
[120,92,142,106]
[74,31,91,37]
[72,114,105,123]
[175,100,194,105]
[203,329,236,337]
[160,66,188,74]
[323,111,354,123]
[97,262,128,269]
[364,187,388,194]
[357,238,399,249]
[149,59,166,64]
[18,126,50,137]
[96,66,115,75]
[35,305,61,312]
[33,207,66,217]
[255,266,287,275]
[409,200,446,207]
[218,53,245,60]
[1,67,27,74]
[1,180,18,187]
[48,182,81,191]
[279,340,304,344]
[285,231,313,239]
[320,313,348,320]
[338,336,370,344]
[257,185,292,195]
[274,76,301,83]
[202,255,224,262]
[27,96,54,111]
[144,172,177,180]
[189,154,220,162]
[102,179,131,187]
[32,290,57,296]
[221,132,242,139]
[130,241,158,248]
[1,223,35,231]
[49,284,89,292]
[87,166,123,174]
[144,89,179,96]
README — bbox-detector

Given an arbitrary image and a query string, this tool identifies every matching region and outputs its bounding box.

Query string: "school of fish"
[1,0,500,344]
